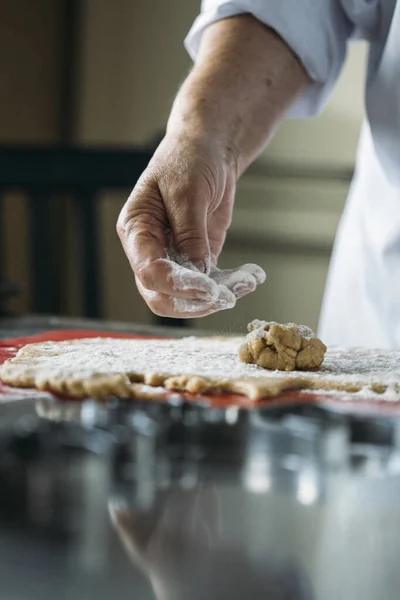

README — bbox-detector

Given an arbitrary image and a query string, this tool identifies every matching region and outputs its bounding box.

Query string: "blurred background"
[0,0,367,334]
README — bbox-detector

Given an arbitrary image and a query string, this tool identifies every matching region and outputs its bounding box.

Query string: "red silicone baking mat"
[1,330,399,416]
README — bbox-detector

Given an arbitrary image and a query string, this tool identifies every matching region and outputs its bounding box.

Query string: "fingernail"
[241,264,267,284]
[191,255,212,275]
[233,283,254,296]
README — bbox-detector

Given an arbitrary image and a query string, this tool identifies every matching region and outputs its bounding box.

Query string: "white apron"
[319,123,400,347]
[187,0,400,348]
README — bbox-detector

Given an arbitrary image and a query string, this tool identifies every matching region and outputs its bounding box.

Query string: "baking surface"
[1,329,400,415]
[0,330,157,404]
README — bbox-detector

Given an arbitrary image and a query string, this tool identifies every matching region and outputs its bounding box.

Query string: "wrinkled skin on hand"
[117,14,310,320]
[117,133,265,318]
[238,320,327,371]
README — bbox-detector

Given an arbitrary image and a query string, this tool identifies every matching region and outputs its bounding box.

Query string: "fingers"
[117,179,167,276]
[135,262,266,319]
[136,277,236,319]
[209,263,266,299]
[117,162,266,320]
[118,182,215,300]
[207,175,235,262]
[141,258,221,300]
[160,174,212,271]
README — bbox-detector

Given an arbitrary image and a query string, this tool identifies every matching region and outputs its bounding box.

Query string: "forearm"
[167,14,310,175]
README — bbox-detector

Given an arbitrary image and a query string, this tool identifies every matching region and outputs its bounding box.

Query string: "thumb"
[165,190,211,273]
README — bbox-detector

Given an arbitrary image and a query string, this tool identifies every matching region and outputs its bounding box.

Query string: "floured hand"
[135,252,266,318]
[117,131,266,318]
[160,251,265,316]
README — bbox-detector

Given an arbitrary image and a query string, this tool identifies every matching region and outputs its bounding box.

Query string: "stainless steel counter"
[1,316,400,600]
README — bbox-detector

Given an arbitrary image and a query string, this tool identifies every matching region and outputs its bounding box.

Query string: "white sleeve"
[185,0,378,118]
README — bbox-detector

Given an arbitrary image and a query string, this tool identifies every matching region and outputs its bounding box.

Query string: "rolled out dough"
[1,336,400,402]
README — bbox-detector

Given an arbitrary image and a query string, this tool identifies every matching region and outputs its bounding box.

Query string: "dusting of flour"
[164,246,266,313]
[3,338,400,402]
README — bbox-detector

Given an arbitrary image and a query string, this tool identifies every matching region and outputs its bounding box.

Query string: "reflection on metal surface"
[1,397,400,598]
[244,472,271,495]
[243,446,272,495]
[109,484,314,600]
[225,405,239,425]
[297,469,319,506]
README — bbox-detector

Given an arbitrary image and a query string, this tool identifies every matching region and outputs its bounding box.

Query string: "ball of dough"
[238,320,327,371]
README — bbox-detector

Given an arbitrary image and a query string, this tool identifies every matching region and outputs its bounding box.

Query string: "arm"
[117,15,309,318]
[169,15,310,176]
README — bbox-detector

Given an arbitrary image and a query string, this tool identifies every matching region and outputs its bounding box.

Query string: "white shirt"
[185,0,400,348]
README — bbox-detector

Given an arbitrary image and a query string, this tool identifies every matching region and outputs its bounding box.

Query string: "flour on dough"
[1,336,400,402]
[238,320,327,371]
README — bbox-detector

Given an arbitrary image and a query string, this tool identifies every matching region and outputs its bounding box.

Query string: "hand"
[117,12,309,319]
[117,132,265,318]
